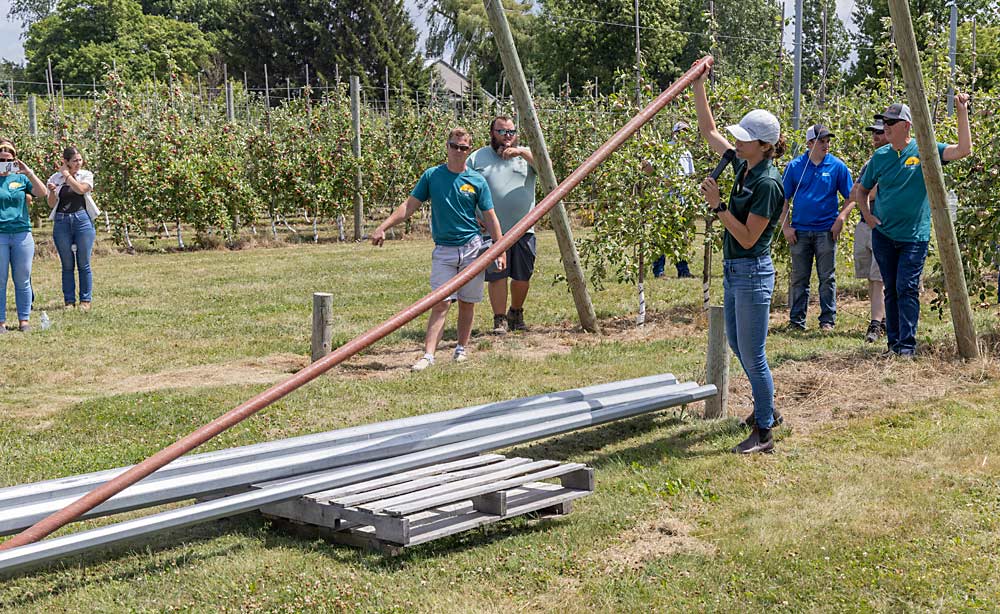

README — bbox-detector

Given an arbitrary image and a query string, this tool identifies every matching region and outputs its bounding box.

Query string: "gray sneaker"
[453,347,468,363]
[492,314,508,335]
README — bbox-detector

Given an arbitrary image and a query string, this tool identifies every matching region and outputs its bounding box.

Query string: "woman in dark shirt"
[47,147,96,311]
[692,67,786,454]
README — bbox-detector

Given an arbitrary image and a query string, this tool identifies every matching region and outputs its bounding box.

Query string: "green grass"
[2,231,1000,612]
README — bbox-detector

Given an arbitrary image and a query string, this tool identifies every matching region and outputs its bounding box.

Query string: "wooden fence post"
[703,305,729,419]
[27,95,37,136]
[311,293,334,362]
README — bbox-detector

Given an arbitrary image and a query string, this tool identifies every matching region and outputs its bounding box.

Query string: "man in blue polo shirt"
[780,124,854,331]
[855,95,972,356]
[371,126,506,370]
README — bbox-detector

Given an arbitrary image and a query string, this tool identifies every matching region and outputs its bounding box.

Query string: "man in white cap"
[780,123,854,331]
[854,95,972,357]
[648,120,696,279]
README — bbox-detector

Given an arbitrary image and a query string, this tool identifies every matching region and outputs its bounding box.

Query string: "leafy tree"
[419,0,539,94]
[800,0,850,97]
[139,0,242,45]
[532,0,685,94]
[6,0,56,27]
[23,0,215,85]
[706,0,784,82]
[224,0,427,90]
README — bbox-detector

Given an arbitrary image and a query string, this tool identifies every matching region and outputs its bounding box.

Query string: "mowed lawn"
[2,231,1000,612]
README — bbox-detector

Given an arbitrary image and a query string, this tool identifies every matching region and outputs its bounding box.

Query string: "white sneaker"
[453,348,468,363]
[411,355,434,371]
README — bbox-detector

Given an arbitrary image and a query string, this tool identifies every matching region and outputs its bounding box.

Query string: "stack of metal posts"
[0,374,715,575]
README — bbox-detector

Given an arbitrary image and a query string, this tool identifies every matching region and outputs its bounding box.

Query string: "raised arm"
[942,92,972,162]
[691,67,732,156]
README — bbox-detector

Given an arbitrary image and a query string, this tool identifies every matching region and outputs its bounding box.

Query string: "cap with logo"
[725,109,781,145]
[805,124,834,141]
[865,118,886,132]
[875,103,912,123]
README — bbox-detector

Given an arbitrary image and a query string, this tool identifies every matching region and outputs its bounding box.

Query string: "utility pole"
[886,0,979,359]
[792,0,803,129]
[483,0,600,332]
[820,0,828,107]
[947,1,958,115]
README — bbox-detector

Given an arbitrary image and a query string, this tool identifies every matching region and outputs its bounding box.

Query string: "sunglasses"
[883,119,903,126]
[495,129,517,137]
[872,129,885,135]
[447,142,471,152]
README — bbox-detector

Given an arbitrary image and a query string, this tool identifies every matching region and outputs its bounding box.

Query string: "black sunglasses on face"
[883,119,903,126]
[495,129,516,137]
[872,129,885,135]
[447,142,471,152]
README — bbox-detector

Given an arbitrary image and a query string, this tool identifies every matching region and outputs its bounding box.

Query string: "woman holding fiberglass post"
[0,139,47,333]
[691,65,786,454]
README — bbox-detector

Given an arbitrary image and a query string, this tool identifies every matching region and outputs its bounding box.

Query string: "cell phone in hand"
[0,161,18,174]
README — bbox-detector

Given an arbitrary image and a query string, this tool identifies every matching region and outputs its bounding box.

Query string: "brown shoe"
[80,302,91,312]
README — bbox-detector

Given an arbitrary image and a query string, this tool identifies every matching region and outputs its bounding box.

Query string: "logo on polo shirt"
[8,182,22,189]
[904,156,920,166]
[460,184,476,194]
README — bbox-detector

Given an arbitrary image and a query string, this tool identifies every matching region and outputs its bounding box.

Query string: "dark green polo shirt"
[723,158,785,260]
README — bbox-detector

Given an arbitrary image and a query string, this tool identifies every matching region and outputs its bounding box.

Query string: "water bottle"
[947,190,959,223]
[39,311,51,331]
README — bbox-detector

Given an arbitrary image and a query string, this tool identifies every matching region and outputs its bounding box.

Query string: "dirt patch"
[338,305,704,377]
[8,353,309,419]
[598,514,717,571]
[726,343,1000,435]
[108,353,308,396]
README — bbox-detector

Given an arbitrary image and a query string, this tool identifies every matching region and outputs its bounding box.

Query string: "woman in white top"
[47,147,96,310]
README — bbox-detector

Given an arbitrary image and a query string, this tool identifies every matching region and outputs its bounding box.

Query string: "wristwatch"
[712,203,728,214]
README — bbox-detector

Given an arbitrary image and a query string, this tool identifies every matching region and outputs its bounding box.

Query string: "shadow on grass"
[0,413,743,590]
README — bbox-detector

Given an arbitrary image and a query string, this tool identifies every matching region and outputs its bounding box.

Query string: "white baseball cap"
[726,109,781,145]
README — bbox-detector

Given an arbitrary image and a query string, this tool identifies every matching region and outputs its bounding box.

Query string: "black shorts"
[485,233,536,282]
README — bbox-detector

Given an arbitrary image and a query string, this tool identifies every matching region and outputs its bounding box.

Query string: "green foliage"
[223,0,428,90]
[533,0,685,92]
[23,0,215,86]
[420,0,540,94]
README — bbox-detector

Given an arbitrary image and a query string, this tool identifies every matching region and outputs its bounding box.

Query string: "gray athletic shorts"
[853,221,882,282]
[430,235,486,303]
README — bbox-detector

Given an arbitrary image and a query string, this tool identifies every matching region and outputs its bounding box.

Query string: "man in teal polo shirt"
[469,116,537,334]
[854,96,972,356]
[371,127,506,370]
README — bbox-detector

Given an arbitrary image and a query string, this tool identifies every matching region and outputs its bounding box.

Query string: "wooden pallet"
[260,454,594,554]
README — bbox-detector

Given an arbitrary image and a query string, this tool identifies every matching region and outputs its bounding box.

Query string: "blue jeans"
[724,255,777,429]
[871,228,928,355]
[652,256,689,278]
[53,211,97,304]
[788,230,837,327]
[0,231,35,323]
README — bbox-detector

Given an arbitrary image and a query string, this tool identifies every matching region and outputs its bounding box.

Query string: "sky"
[0,0,859,66]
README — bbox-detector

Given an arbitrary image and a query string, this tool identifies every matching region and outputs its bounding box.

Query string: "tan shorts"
[430,236,486,303]
[853,221,882,282]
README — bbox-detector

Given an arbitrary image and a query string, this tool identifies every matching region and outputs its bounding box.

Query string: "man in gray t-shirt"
[469,116,538,333]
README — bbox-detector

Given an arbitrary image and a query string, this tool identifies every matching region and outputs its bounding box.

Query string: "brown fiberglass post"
[0,56,715,552]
